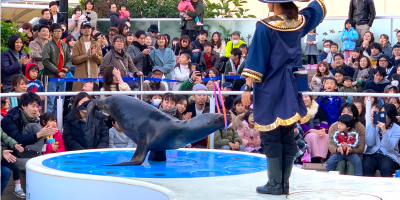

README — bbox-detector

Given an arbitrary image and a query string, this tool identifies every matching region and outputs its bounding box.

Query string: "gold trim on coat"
[254,113,310,132]
[241,68,263,83]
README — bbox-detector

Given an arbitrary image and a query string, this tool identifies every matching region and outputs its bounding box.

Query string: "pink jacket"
[118,10,130,20]
[237,121,261,147]
[177,1,195,12]
[43,130,65,154]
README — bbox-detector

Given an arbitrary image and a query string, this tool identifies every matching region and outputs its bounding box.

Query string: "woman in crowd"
[357,31,375,56]
[68,7,86,39]
[176,95,189,119]
[237,110,262,153]
[174,35,192,57]
[63,92,109,151]
[347,47,363,69]
[353,100,366,126]
[9,75,28,108]
[82,0,98,29]
[127,30,152,76]
[230,97,246,123]
[21,22,34,45]
[352,56,372,92]
[100,66,131,98]
[158,93,182,119]
[145,35,153,48]
[211,32,226,58]
[380,34,393,57]
[124,31,135,50]
[309,61,333,93]
[363,103,400,177]
[149,35,176,84]
[1,34,30,93]
[180,0,204,42]
[66,35,76,56]
[117,23,129,37]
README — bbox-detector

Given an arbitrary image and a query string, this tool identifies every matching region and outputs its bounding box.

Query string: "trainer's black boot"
[256,157,283,195]
[282,155,295,195]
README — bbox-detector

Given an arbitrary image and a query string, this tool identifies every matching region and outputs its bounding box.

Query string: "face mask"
[392,80,399,87]
[153,99,161,106]
[232,40,239,45]
[324,48,330,53]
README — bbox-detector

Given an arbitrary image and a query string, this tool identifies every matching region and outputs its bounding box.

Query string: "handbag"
[301,149,311,163]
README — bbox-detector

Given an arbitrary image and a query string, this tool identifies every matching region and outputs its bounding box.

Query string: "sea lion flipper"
[105,142,149,166]
[148,151,167,162]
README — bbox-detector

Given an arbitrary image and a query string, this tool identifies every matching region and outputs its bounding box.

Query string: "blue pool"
[42,150,267,178]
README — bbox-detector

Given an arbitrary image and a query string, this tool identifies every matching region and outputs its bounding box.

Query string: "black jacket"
[331,64,355,78]
[190,39,208,51]
[63,110,109,151]
[38,18,53,26]
[348,0,376,27]
[108,11,128,28]
[183,102,210,118]
[1,49,27,85]
[1,107,40,146]
[50,12,65,24]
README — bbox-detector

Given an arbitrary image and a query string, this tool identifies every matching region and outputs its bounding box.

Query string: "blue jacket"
[149,48,176,80]
[317,96,343,125]
[339,27,358,51]
[1,50,27,85]
[365,123,400,165]
[317,51,328,63]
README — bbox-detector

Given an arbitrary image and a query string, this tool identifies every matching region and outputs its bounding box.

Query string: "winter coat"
[237,121,261,148]
[50,12,65,24]
[214,127,242,149]
[63,110,109,151]
[1,127,18,152]
[178,1,195,12]
[213,40,226,58]
[190,39,207,51]
[127,44,153,76]
[25,64,44,93]
[149,48,176,80]
[141,81,166,102]
[364,78,390,93]
[339,27,358,51]
[199,50,220,71]
[180,0,204,31]
[332,63,355,78]
[382,43,393,57]
[109,127,136,148]
[29,37,48,70]
[108,11,128,28]
[339,86,357,102]
[174,45,192,56]
[225,40,246,58]
[224,58,246,76]
[317,96,344,125]
[328,122,365,155]
[42,39,72,78]
[72,37,103,91]
[38,18,52,26]
[82,10,98,29]
[305,100,329,128]
[309,72,334,92]
[317,51,328,63]
[118,10,130,20]
[99,48,138,78]
[172,64,190,91]
[1,49,27,85]
[348,0,376,27]
[43,130,65,154]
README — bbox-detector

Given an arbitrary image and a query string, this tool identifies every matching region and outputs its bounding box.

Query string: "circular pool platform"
[27,149,399,200]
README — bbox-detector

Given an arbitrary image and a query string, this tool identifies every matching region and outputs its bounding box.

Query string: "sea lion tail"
[86,99,98,129]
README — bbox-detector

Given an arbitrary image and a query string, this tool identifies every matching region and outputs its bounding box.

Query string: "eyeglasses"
[378,60,388,62]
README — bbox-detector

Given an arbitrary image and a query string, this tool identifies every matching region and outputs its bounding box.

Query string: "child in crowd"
[310,61,334,92]
[1,128,26,198]
[177,0,203,26]
[340,19,359,64]
[230,97,246,121]
[150,94,162,108]
[118,4,131,27]
[1,97,9,120]
[326,114,363,175]
[347,47,363,69]
[352,56,371,92]
[40,112,65,154]
[318,77,343,125]
[369,42,383,67]
[173,53,191,91]
[325,43,339,65]
[237,110,262,153]
[239,44,248,59]
[334,69,346,89]
[304,29,319,70]
[214,116,245,151]
[109,116,136,148]
[25,63,44,94]
[339,76,356,102]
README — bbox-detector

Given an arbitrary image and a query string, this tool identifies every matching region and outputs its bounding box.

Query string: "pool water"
[42,150,267,178]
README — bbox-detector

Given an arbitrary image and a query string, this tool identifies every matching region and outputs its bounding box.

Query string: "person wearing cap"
[142,67,166,102]
[146,24,159,46]
[29,25,49,70]
[240,0,326,195]
[222,82,235,111]
[183,84,209,118]
[72,21,103,91]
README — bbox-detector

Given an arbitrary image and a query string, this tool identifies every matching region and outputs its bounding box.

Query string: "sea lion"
[87,95,226,165]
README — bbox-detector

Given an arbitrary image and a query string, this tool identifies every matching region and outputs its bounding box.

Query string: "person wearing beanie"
[183,83,209,118]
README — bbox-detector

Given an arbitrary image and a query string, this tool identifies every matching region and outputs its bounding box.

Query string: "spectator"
[149,95,162,108]
[127,30,152,76]
[105,27,119,51]
[310,61,334,93]
[109,116,136,148]
[214,125,245,151]
[171,37,180,53]
[117,23,129,37]
[39,112,65,154]
[239,44,248,59]
[145,24,159,46]
[72,22,102,92]
[363,103,400,177]
[353,100,366,126]
[63,92,109,151]
[369,42,383,67]
[236,110,262,153]
[25,63,44,93]
[149,34,176,82]
[82,0,98,29]
[21,22,34,45]
[180,0,204,42]
[358,31,375,56]
[183,84,209,118]
[383,85,399,104]
[205,67,220,80]
[1,98,10,120]
[108,3,129,28]
[352,56,371,92]
[69,7,87,39]
[230,97,246,122]
[304,28,318,69]
[1,92,58,170]
[317,77,344,125]
[158,93,182,119]
[142,67,166,102]
[364,66,390,93]
[66,35,76,56]
[347,47,363,69]
[1,132,12,195]
[221,82,234,111]
[317,40,333,63]
[380,34,392,57]
[99,35,142,79]
[49,1,65,24]
[93,32,109,57]
[172,53,191,91]
[60,22,70,40]
[174,35,192,56]
[100,66,131,99]
[117,3,131,27]
[334,69,346,89]
[145,35,153,48]
[377,54,396,80]
[8,75,28,108]
[332,53,355,78]
[38,8,53,26]
[42,23,72,115]
[1,34,30,93]
[124,31,134,49]
[190,29,208,64]
[199,41,220,71]
[339,76,357,102]
[176,95,190,120]
[391,44,400,68]
[326,42,339,66]
[179,70,203,93]
[225,48,246,90]
[29,25,49,71]
[82,80,100,92]
[32,24,40,40]
[211,32,226,58]
[225,32,245,58]
[348,0,376,43]
[340,19,359,64]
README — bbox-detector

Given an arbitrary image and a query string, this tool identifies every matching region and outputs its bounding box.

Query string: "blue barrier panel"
[144,77,180,82]
[50,77,140,82]
[202,76,222,81]
[225,76,245,79]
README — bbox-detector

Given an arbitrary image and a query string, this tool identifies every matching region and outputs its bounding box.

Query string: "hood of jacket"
[25,63,39,81]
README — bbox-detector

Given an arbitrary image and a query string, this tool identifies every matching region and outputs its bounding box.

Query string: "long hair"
[8,34,24,51]
[102,66,119,92]
[351,47,363,64]
[72,92,92,120]
[117,23,128,37]
[316,61,330,77]
[359,56,371,70]
[280,2,299,20]
[363,31,375,45]
[178,35,191,50]
[211,32,222,49]
[155,34,168,49]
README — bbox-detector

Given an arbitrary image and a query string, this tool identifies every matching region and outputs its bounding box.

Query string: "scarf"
[370,53,381,61]
[357,68,370,80]
[19,108,37,125]
[374,78,390,85]
[204,52,213,69]
[1,108,7,117]
[113,47,125,58]
[307,100,319,119]
[159,106,178,118]
[133,41,148,52]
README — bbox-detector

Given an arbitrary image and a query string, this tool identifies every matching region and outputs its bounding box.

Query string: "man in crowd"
[225,32,245,58]
[348,0,376,42]
[392,44,400,67]
[317,40,333,63]
[38,8,53,26]
[225,48,246,91]
[142,67,166,102]
[49,1,65,24]
[331,53,355,78]
[199,41,220,71]
[108,3,129,28]
[42,23,72,115]
[29,25,49,70]
[191,30,208,64]
[184,84,209,118]
[146,24,159,46]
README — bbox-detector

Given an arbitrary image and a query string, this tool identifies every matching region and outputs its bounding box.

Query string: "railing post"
[44,75,48,113]
[140,76,144,101]
[209,97,215,149]
[222,74,225,84]
[365,96,372,125]
[57,96,63,131]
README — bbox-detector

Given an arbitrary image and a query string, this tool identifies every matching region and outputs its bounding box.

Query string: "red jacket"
[331,129,360,148]
[43,130,65,154]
